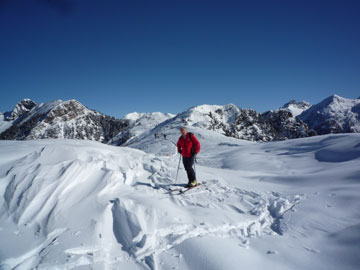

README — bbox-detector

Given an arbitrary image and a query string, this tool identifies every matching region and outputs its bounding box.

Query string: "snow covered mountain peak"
[109,111,175,146]
[176,103,241,128]
[187,103,239,114]
[6,98,37,121]
[44,99,96,123]
[320,94,352,106]
[299,94,360,134]
[281,99,311,117]
[124,111,175,123]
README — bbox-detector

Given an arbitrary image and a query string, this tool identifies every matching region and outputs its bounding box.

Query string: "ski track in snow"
[0,133,360,270]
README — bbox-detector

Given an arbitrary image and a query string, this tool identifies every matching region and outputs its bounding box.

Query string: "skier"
[177,127,200,187]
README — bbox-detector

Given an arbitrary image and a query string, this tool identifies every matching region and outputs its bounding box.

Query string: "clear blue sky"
[1,0,359,118]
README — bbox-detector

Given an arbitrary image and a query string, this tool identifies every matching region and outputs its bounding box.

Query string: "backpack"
[188,132,196,156]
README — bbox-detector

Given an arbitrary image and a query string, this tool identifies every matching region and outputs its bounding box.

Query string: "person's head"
[180,127,187,137]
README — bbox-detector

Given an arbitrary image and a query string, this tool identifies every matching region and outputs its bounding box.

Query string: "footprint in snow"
[304,247,320,253]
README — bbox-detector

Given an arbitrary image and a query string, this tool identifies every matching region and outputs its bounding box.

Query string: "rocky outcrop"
[222,109,315,141]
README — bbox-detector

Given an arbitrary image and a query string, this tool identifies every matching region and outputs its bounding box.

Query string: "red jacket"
[177,133,200,158]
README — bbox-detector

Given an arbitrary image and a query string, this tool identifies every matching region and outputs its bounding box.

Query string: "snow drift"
[0,133,360,269]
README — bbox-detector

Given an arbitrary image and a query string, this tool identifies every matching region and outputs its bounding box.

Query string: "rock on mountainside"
[0,99,130,143]
[175,104,314,142]
[280,100,311,117]
[299,95,360,135]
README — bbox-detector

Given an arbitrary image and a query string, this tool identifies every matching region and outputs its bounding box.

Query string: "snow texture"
[0,132,359,270]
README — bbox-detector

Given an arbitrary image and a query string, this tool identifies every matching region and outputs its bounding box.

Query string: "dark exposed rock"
[206,106,315,142]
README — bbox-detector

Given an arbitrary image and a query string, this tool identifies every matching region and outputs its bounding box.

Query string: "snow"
[299,94,360,134]
[281,100,311,117]
[125,112,175,138]
[1,131,360,269]
[0,113,12,134]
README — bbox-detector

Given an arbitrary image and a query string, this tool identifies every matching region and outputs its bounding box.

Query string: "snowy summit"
[299,94,360,134]
[280,99,311,117]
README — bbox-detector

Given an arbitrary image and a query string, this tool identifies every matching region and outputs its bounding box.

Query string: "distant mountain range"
[1,95,359,145]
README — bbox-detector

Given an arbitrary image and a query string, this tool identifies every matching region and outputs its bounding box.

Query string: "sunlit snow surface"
[0,133,360,270]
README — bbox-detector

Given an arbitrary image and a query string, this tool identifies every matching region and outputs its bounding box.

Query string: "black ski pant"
[182,156,196,183]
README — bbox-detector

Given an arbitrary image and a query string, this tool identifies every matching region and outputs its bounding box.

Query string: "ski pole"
[193,156,196,175]
[175,154,182,184]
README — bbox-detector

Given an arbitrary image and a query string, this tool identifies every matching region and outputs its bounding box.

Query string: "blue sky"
[0,0,359,118]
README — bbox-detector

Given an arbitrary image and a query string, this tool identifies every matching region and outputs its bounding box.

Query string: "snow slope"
[0,113,12,134]
[1,132,360,270]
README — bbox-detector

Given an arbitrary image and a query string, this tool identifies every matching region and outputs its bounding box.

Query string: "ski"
[178,183,201,194]
[167,183,201,195]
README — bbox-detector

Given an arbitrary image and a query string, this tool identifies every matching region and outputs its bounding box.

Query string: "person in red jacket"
[177,127,201,187]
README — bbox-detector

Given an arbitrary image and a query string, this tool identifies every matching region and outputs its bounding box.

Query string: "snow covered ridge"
[299,94,360,134]
[0,99,130,143]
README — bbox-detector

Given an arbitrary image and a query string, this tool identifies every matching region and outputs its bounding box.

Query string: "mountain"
[2,95,359,146]
[169,104,314,142]
[0,99,130,143]
[1,133,359,270]
[5,98,37,121]
[121,104,314,157]
[280,100,312,117]
[109,112,175,146]
[299,94,360,135]
[0,99,37,134]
